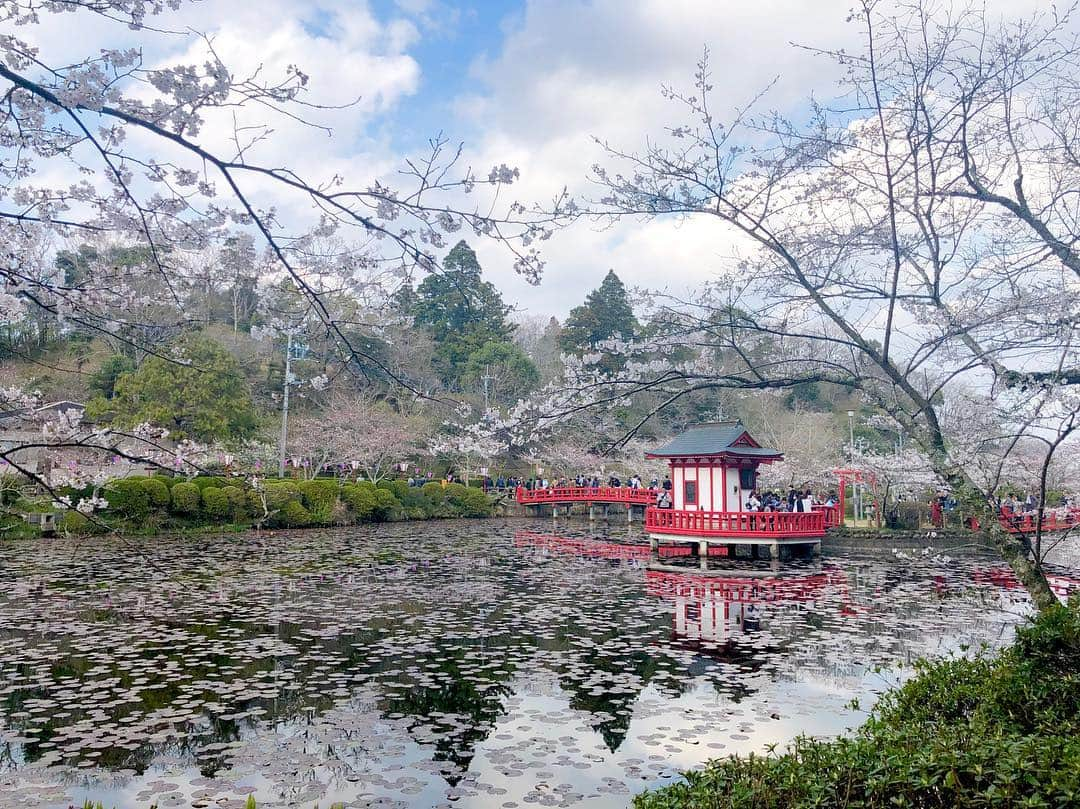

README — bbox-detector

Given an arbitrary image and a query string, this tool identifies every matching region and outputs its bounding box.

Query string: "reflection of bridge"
[645,565,856,647]
[514,530,691,561]
[971,565,1080,599]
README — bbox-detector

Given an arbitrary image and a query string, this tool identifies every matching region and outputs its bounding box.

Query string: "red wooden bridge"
[516,485,656,506]
[1000,508,1080,535]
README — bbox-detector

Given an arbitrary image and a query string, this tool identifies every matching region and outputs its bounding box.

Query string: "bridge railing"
[516,486,657,506]
[999,508,1080,534]
[645,508,827,538]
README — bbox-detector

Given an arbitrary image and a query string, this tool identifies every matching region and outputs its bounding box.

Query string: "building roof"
[645,421,783,460]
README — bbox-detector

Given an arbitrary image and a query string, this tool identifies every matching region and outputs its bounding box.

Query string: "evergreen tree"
[88,355,137,400]
[412,241,515,385]
[86,334,258,441]
[558,270,638,354]
[461,340,540,404]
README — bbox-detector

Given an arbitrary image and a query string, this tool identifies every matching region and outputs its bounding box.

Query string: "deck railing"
[516,486,657,506]
[645,507,828,538]
[813,504,843,528]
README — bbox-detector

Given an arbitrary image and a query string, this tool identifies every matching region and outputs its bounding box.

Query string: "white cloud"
[454,0,1053,316]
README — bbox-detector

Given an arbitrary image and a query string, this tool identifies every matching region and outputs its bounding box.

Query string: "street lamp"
[847,410,859,523]
[847,410,855,464]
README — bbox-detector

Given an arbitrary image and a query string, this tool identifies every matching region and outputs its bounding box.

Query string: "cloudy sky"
[25,0,1047,316]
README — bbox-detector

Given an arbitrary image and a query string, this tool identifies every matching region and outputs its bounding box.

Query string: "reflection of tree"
[375,641,516,785]
[558,649,664,752]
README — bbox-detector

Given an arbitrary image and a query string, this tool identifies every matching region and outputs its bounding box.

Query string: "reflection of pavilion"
[645,566,851,646]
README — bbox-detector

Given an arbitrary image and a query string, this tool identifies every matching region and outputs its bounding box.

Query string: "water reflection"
[0,522,1072,809]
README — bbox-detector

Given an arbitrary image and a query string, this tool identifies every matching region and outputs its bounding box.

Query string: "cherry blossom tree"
[287,392,425,483]
[0,0,568,496]
[578,3,1080,610]
[428,407,505,484]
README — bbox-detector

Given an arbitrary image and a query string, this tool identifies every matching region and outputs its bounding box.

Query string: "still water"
[0,521,1072,809]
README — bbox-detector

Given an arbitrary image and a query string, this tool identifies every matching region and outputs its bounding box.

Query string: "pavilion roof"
[644,421,783,460]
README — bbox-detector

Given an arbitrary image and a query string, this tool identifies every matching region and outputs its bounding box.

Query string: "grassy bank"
[635,599,1080,809]
[6,476,495,538]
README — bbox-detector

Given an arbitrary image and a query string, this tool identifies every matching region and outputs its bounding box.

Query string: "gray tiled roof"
[645,421,782,458]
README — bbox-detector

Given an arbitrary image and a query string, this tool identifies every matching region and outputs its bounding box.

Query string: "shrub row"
[56,475,493,535]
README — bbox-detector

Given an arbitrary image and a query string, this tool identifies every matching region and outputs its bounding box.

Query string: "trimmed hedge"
[150,474,177,489]
[280,499,312,527]
[377,479,410,502]
[104,477,151,520]
[58,510,95,535]
[341,482,378,521]
[299,479,339,525]
[221,485,247,520]
[141,477,171,508]
[200,487,231,520]
[170,482,201,514]
[53,475,489,535]
[452,487,492,518]
[374,488,401,520]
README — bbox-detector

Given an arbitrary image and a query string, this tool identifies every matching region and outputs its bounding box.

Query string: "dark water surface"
[0,521,1073,809]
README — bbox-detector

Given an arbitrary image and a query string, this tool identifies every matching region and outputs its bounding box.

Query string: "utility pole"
[847,410,857,524]
[277,330,293,478]
[481,366,495,411]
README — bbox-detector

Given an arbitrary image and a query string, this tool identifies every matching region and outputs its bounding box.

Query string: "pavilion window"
[684,480,698,506]
[739,467,755,490]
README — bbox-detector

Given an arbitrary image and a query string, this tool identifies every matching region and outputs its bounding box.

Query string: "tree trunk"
[925,442,1059,613]
[984,518,1059,613]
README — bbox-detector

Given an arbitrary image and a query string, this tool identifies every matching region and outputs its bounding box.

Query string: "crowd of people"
[744,489,838,512]
[488,472,841,516]
[500,474,660,491]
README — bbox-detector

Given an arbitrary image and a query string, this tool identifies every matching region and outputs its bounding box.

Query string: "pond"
[0,520,1073,809]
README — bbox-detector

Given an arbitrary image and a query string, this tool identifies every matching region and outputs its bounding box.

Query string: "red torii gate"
[833,468,879,528]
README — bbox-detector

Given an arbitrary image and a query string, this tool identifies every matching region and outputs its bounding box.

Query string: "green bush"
[453,488,492,518]
[374,489,401,520]
[221,485,247,520]
[140,477,171,508]
[58,510,92,535]
[280,499,312,527]
[299,479,339,525]
[150,474,176,489]
[442,482,469,500]
[104,477,151,519]
[189,475,228,490]
[634,599,1080,809]
[200,487,231,520]
[263,480,301,510]
[421,481,444,502]
[341,483,378,521]
[170,482,201,514]
[377,479,409,501]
